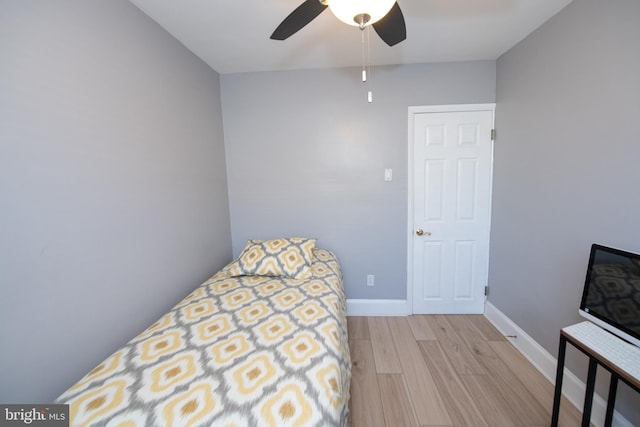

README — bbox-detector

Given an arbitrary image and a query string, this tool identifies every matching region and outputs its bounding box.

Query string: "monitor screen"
[579,244,640,347]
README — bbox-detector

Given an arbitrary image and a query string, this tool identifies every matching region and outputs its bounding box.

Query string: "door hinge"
[490,129,495,140]
[484,286,489,296]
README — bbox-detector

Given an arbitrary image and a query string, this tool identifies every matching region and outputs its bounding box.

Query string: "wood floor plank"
[446,315,550,425]
[385,317,452,426]
[445,315,504,361]
[460,373,527,427]
[425,315,487,375]
[348,316,370,340]
[418,340,489,427]
[468,345,551,425]
[464,314,506,341]
[407,315,437,341]
[368,317,403,374]
[377,374,419,427]
[349,339,385,427]
[489,341,585,427]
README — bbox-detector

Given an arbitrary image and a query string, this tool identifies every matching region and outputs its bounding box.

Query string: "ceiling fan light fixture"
[326,0,396,28]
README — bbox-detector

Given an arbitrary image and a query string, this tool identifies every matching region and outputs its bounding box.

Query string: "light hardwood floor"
[347,315,586,427]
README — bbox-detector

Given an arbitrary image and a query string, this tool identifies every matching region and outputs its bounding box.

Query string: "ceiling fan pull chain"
[361,28,367,82]
[367,25,373,103]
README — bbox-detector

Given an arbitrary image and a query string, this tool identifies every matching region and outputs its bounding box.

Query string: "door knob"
[416,229,431,236]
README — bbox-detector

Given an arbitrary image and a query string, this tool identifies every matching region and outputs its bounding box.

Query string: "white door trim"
[407,103,496,314]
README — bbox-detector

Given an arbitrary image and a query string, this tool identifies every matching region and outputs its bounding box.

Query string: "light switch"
[384,169,393,181]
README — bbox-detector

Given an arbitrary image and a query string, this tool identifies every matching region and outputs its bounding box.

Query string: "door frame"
[407,104,496,314]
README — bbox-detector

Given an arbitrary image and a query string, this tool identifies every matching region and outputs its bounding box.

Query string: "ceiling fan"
[270,0,407,47]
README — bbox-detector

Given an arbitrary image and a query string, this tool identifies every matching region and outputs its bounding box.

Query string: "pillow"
[226,237,317,279]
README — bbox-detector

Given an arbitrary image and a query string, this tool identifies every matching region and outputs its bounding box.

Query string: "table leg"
[581,358,598,427]
[551,334,567,427]
[604,375,618,427]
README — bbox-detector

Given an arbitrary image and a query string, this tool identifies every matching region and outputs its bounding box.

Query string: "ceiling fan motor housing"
[327,0,396,27]
[271,0,406,47]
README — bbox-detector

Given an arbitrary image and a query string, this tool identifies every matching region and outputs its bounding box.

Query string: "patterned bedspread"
[56,248,351,427]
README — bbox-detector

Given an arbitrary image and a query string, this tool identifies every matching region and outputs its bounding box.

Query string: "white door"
[409,105,494,314]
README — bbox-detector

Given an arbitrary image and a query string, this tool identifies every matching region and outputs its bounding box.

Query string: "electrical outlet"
[367,275,375,287]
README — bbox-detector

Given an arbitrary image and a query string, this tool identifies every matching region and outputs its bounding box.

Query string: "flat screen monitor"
[579,244,640,348]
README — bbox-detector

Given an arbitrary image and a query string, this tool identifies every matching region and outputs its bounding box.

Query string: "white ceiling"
[128,0,573,74]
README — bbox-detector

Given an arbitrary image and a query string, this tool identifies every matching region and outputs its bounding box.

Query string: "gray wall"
[491,0,640,422]
[221,62,495,300]
[0,0,232,402]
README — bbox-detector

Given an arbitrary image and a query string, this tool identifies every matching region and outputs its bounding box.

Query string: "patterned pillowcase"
[225,238,317,279]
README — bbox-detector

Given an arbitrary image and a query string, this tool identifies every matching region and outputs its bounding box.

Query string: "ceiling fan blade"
[372,2,406,47]
[270,0,328,40]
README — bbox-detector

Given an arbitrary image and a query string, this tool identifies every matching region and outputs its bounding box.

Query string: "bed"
[56,238,351,427]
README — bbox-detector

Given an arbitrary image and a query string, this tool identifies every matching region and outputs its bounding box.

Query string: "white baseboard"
[346,299,409,316]
[484,302,632,427]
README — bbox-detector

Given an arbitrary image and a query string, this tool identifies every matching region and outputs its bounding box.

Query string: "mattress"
[56,247,351,427]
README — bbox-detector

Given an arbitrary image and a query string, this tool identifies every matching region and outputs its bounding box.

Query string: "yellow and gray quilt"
[56,248,351,427]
